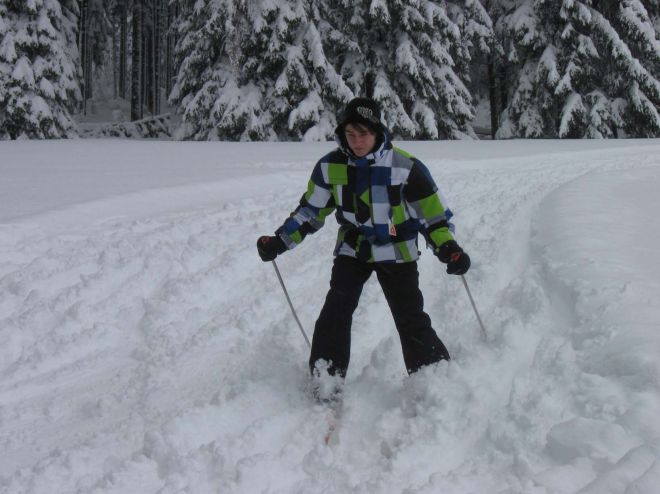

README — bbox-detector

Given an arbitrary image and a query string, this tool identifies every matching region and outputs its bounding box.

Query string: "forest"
[0,0,658,140]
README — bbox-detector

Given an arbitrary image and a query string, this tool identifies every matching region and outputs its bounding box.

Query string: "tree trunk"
[79,0,88,114]
[153,0,161,115]
[499,64,507,118]
[131,0,143,120]
[119,0,128,99]
[112,11,118,100]
[141,5,148,116]
[364,71,375,98]
[84,1,93,108]
[165,2,176,97]
[488,61,498,139]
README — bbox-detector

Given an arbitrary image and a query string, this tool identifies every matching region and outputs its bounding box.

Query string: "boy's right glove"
[435,240,471,275]
[257,235,287,262]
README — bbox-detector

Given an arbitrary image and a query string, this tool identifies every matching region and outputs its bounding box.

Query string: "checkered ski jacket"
[276,132,456,263]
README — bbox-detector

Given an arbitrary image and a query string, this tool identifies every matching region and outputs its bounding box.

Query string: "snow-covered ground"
[1,139,659,494]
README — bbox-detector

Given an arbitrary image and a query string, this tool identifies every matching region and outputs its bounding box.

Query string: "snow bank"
[530,166,660,492]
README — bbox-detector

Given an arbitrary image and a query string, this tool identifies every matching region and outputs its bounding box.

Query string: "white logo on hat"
[357,106,379,123]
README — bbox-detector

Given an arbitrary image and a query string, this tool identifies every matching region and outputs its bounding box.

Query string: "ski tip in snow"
[323,403,342,446]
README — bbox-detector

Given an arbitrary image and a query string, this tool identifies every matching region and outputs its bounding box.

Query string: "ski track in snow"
[1,144,659,493]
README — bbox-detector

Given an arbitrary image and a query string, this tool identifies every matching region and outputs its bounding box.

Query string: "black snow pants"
[309,255,450,377]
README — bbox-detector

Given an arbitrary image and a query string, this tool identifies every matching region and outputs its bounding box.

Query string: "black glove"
[435,240,471,275]
[257,235,287,262]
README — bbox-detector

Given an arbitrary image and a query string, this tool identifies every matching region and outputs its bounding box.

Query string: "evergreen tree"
[497,0,660,138]
[170,0,492,141]
[322,0,493,139]
[169,0,261,140]
[0,0,82,139]
[495,0,558,137]
[170,0,351,141]
[586,0,660,137]
[284,1,354,140]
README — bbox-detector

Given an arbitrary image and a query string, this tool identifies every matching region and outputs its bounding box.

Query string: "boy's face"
[344,123,377,158]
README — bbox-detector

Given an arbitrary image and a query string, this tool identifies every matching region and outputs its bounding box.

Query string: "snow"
[1,138,660,493]
[369,0,391,23]
[508,3,541,47]
[539,45,560,87]
[0,33,17,63]
[559,92,584,137]
[11,56,36,86]
[619,1,659,54]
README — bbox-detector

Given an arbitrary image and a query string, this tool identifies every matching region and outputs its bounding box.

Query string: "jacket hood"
[334,128,393,162]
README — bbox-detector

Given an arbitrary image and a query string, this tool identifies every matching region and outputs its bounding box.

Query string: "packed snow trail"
[1,141,659,493]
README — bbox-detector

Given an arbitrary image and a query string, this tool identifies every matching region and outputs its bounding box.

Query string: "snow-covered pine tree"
[321,0,493,139]
[581,0,660,137]
[169,0,278,140]
[169,0,351,141]
[168,0,217,139]
[495,0,558,138]
[496,0,660,138]
[233,0,352,140]
[449,0,498,137]
[0,0,82,139]
[286,1,353,140]
[0,2,8,134]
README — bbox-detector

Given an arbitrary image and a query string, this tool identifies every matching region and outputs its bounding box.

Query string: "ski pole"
[271,259,311,348]
[460,275,487,340]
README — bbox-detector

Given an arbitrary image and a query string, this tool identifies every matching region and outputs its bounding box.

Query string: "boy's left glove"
[435,240,471,275]
[257,235,287,262]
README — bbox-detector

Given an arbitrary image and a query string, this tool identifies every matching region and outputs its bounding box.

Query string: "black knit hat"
[337,97,384,134]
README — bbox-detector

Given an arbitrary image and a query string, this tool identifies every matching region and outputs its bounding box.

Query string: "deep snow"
[0,139,659,494]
